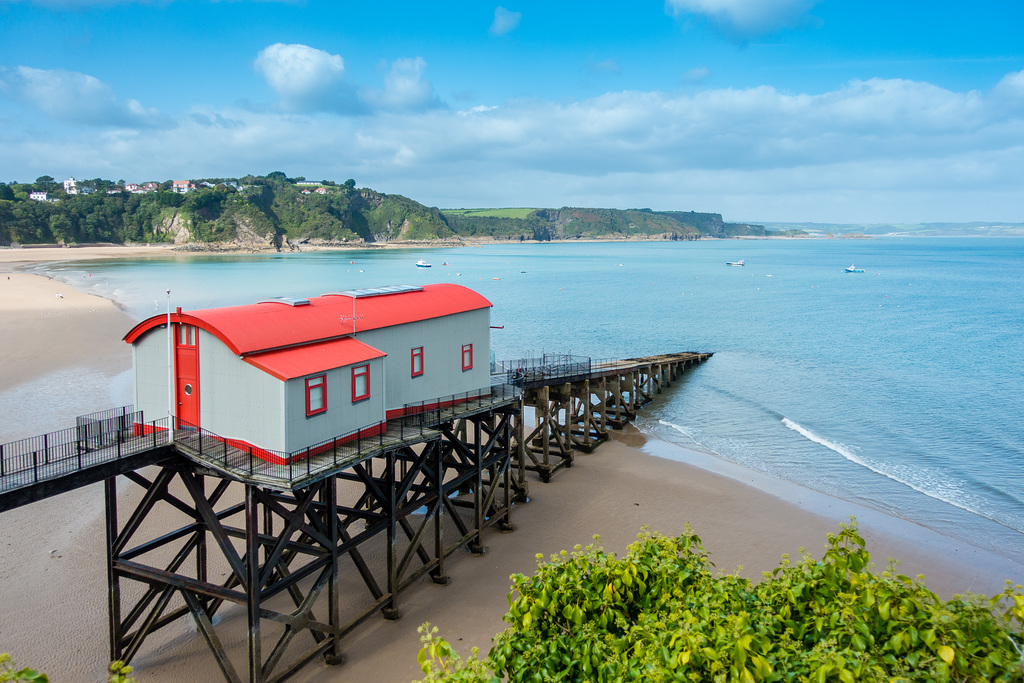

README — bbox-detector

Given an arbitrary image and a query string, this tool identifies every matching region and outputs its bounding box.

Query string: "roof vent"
[322,284,424,299]
[257,297,311,307]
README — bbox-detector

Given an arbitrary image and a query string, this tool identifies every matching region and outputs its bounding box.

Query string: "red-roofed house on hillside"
[124,284,493,462]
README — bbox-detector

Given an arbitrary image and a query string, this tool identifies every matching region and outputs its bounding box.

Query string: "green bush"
[416,522,1024,682]
[0,655,46,683]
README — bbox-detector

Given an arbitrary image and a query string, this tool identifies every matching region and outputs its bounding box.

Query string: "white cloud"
[681,66,711,83]
[490,6,521,36]
[666,0,822,38]
[0,66,161,127]
[254,43,348,112]
[590,59,621,75]
[360,57,442,112]
[2,71,1023,223]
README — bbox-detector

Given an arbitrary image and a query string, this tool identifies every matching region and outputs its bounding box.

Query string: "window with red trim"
[461,343,473,371]
[305,375,327,417]
[411,346,424,377]
[352,364,370,402]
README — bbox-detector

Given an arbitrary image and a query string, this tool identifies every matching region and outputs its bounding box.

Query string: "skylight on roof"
[322,284,424,299]
[257,297,311,307]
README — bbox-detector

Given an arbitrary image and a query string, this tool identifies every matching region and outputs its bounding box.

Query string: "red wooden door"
[175,324,200,429]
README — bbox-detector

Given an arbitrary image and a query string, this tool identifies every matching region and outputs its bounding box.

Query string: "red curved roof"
[124,283,492,355]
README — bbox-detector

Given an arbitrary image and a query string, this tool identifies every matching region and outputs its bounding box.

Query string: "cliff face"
[160,211,191,244]
[0,172,764,247]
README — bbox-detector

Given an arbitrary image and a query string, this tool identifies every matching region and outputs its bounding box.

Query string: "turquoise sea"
[32,237,1024,565]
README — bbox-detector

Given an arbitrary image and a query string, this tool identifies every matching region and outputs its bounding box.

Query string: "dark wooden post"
[324,479,344,665]
[383,449,400,620]
[105,476,122,663]
[245,485,263,683]
[471,419,485,554]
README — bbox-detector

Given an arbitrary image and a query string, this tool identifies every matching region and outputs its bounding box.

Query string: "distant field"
[442,208,539,219]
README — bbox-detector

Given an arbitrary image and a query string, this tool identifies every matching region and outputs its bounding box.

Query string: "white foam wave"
[781,418,1021,531]
[658,419,706,449]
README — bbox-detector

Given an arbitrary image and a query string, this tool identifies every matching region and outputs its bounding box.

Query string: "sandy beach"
[1,250,1022,683]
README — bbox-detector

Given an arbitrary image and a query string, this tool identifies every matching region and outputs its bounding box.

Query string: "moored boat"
[726,260,745,266]
[415,259,431,268]
[844,264,864,273]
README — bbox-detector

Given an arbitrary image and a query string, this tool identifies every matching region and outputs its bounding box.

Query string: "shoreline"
[1,253,1022,681]
[0,231,869,265]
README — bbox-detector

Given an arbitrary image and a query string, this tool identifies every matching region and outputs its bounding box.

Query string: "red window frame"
[411,346,424,377]
[178,324,196,347]
[352,364,370,402]
[305,375,327,417]
[461,343,473,371]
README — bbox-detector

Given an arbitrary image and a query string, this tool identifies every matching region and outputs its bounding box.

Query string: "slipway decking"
[0,351,710,683]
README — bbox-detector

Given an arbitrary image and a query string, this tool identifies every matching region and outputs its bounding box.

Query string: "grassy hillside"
[1,173,770,247]
[443,208,540,219]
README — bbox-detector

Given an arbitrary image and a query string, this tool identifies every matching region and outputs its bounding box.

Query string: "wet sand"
[0,258,1021,683]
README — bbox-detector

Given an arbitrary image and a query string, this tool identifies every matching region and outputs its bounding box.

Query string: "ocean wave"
[657,419,706,449]
[781,418,1023,533]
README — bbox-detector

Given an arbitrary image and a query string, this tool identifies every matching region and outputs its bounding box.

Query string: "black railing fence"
[1,408,169,492]
[174,384,523,485]
[494,354,593,386]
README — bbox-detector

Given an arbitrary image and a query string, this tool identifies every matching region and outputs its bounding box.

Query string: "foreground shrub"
[416,522,1024,682]
[0,655,46,683]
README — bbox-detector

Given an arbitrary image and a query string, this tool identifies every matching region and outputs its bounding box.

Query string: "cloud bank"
[0,66,161,127]
[2,66,1023,222]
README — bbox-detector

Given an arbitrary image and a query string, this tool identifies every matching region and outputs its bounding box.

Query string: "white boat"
[726,260,745,266]
[415,259,431,268]
[844,264,864,273]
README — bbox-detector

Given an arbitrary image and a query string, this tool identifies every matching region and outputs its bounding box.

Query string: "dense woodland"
[0,172,775,247]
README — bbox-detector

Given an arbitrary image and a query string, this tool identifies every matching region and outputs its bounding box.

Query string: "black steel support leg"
[324,480,344,665]
[245,485,263,683]
[105,476,122,664]
[470,419,485,554]
[431,441,449,585]
[382,450,401,620]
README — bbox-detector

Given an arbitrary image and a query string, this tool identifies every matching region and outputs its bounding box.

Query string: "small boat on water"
[726,260,745,266]
[844,264,864,273]
[415,259,431,268]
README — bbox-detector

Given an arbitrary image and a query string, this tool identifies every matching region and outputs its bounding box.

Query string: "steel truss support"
[104,411,521,683]
[517,359,716,483]
[438,403,520,551]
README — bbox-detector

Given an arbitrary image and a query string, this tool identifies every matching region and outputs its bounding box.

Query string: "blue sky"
[1,0,1022,223]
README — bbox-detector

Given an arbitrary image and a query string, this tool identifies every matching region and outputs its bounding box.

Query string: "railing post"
[33,450,39,483]
[249,445,253,474]
[0,443,4,478]
[117,425,122,459]
[43,433,49,465]
[222,436,227,467]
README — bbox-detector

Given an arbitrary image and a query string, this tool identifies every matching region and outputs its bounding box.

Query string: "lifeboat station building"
[123,284,492,462]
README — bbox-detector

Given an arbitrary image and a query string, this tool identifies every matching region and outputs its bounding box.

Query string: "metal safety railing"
[1,407,170,493]
[494,354,593,387]
[174,384,523,485]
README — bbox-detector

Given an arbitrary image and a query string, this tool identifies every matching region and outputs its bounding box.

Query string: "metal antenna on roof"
[340,295,363,335]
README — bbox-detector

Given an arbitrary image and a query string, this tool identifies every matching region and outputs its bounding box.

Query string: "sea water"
[34,237,1024,563]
